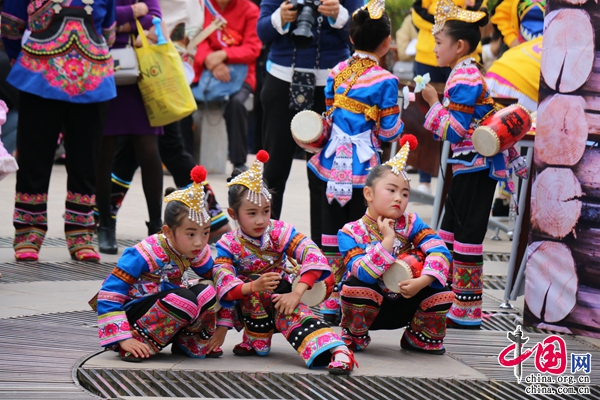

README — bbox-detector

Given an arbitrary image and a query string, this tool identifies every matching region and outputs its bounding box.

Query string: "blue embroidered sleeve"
[378,76,403,141]
[338,229,395,284]
[97,248,149,347]
[423,66,483,143]
[406,213,451,288]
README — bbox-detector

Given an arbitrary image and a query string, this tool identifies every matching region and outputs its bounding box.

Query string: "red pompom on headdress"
[190,165,207,184]
[256,149,270,163]
[400,134,418,151]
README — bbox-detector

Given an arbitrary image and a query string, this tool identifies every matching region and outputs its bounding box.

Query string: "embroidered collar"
[453,56,476,70]
[159,234,191,270]
[353,51,380,64]
[361,212,408,255]
[236,223,272,252]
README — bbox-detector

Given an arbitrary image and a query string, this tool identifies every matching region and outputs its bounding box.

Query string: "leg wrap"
[403,290,454,351]
[14,192,47,251]
[339,279,382,351]
[447,259,483,326]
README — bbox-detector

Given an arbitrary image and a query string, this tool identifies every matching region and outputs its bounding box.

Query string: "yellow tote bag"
[135,19,197,127]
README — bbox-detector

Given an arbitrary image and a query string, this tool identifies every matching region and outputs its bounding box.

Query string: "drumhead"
[291,110,323,143]
[382,261,412,293]
[198,279,221,311]
[292,275,327,307]
[472,126,500,157]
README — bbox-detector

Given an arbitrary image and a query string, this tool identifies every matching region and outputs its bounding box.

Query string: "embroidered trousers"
[13,91,109,254]
[439,168,498,327]
[125,284,217,358]
[313,173,366,317]
[236,278,343,368]
[340,276,453,352]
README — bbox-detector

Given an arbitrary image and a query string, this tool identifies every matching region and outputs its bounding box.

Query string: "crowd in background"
[0,0,543,261]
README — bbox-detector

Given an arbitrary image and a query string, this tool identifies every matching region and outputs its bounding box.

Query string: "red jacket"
[193,0,262,91]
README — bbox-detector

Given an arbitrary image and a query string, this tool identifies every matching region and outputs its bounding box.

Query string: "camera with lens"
[288,0,322,49]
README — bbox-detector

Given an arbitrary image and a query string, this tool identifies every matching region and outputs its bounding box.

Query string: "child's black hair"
[443,8,490,54]
[163,187,189,229]
[226,168,271,215]
[350,8,391,53]
[365,164,394,188]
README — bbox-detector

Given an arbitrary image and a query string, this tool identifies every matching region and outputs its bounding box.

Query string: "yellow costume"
[485,36,542,112]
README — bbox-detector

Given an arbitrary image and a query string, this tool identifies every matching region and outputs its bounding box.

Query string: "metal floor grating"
[76,368,600,400]
[0,310,100,400]
[0,236,141,248]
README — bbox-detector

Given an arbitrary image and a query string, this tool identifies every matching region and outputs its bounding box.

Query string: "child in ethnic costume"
[214,150,357,375]
[94,166,227,361]
[307,0,404,324]
[420,0,526,329]
[338,136,453,354]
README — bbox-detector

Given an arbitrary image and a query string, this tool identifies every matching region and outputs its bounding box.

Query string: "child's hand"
[119,338,151,359]
[399,275,435,299]
[272,292,301,315]
[253,272,281,292]
[377,215,395,239]
[207,326,228,353]
[421,84,439,108]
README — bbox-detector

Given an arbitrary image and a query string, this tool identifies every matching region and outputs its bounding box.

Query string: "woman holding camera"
[257,0,362,247]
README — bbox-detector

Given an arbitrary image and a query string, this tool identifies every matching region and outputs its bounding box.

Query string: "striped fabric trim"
[454,241,483,256]
[438,229,454,243]
[111,266,137,285]
[322,234,338,248]
[343,246,364,269]
[412,228,437,247]
[163,292,199,320]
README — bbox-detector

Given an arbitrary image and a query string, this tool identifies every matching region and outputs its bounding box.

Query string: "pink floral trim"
[66,191,95,205]
[453,241,483,256]
[15,192,47,205]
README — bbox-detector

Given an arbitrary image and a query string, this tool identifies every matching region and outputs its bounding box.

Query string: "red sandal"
[327,347,358,375]
[15,250,39,262]
[70,249,101,262]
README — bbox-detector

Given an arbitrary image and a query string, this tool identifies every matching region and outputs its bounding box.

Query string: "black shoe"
[98,225,118,254]
[146,219,163,236]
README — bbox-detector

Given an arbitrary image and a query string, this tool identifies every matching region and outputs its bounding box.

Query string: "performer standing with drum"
[420,0,528,329]
[338,136,453,354]
[306,0,404,325]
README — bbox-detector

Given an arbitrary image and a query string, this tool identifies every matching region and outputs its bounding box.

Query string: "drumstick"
[287,257,301,276]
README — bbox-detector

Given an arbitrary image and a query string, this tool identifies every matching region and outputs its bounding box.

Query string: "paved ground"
[1,157,597,399]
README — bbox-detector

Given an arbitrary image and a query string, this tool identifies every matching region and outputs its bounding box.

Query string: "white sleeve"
[271,7,291,35]
[329,6,349,29]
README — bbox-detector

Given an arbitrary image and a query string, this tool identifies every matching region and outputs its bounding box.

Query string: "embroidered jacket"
[338,212,452,295]
[1,0,116,103]
[95,234,228,347]
[423,57,509,181]
[213,220,331,308]
[308,52,404,188]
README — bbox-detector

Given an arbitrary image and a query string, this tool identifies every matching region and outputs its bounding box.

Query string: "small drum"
[292,273,335,307]
[194,279,221,311]
[290,110,329,154]
[472,104,532,157]
[382,249,426,293]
